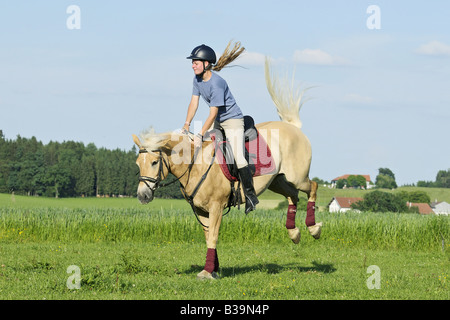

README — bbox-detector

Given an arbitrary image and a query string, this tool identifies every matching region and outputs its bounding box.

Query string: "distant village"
[326,174,450,215]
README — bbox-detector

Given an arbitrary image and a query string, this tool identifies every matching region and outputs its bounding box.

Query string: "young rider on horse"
[182,42,259,213]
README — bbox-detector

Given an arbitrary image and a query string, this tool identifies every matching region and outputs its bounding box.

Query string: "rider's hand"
[194,133,203,149]
[182,122,190,134]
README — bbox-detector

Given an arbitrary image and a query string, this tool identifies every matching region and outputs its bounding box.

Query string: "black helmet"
[186,44,216,64]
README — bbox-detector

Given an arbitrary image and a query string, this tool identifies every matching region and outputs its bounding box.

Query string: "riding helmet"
[186,44,216,64]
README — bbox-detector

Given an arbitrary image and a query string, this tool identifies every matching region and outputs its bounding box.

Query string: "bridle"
[137,145,201,193]
[137,149,176,192]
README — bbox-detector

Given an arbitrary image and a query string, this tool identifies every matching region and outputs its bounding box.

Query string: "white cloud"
[293,48,349,66]
[416,41,450,56]
[238,51,266,65]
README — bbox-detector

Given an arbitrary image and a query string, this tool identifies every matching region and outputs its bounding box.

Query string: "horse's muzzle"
[137,184,154,204]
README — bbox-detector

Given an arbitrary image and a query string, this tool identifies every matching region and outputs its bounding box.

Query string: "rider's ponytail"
[212,41,245,72]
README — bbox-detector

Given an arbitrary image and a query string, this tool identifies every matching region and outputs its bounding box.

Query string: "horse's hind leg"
[298,179,322,239]
[268,174,301,244]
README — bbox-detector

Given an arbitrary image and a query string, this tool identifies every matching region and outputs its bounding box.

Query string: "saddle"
[209,116,276,182]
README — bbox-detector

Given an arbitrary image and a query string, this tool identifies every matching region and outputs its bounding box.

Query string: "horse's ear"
[132,134,141,148]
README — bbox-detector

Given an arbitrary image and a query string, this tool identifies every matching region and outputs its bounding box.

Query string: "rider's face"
[192,60,208,75]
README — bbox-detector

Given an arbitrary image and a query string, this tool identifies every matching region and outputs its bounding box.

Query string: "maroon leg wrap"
[305,201,316,227]
[204,248,218,273]
[286,204,297,229]
[214,250,219,272]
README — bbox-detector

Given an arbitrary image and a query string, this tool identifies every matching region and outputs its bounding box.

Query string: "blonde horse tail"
[264,57,310,129]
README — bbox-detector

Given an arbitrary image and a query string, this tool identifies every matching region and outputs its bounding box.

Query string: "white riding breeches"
[213,118,248,169]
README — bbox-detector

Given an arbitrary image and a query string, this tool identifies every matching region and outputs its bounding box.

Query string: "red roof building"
[406,202,434,215]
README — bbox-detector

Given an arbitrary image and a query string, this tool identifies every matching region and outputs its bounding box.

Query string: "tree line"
[334,167,450,189]
[0,130,183,198]
[417,169,450,188]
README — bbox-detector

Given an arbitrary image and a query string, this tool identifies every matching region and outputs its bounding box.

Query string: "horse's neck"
[168,156,191,181]
[165,141,195,185]
[166,142,212,191]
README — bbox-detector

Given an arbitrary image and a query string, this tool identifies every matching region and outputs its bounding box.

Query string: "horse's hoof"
[197,270,219,280]
[308,222,323,239]
[287,227,301,244]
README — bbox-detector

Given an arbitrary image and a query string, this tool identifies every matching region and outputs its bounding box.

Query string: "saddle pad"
[210,130,276,181]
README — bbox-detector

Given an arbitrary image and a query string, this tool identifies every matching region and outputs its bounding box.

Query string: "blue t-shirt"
[192,72,243,122]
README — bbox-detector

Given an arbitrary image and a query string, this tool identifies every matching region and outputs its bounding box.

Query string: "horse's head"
[132,134,170,204]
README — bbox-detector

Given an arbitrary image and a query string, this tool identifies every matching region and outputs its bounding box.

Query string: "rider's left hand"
[194,133,203,149]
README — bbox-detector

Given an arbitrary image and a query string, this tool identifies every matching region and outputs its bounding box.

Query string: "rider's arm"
[183,95,200,131]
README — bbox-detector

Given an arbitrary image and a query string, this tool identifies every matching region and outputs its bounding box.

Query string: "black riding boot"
[238,166,259,214]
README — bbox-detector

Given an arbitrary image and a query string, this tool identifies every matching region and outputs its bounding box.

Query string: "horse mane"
[139,128,172,151]
[264,57,311,129]
[212,40,245,72]
[139,128,192,153]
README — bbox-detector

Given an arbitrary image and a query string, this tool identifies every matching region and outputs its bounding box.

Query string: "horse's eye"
[151,160,158,166]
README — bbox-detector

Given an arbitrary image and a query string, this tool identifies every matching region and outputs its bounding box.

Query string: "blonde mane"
[139,128,191,153]
[139,128,171,151]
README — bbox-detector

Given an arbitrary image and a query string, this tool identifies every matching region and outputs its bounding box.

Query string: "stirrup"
[244,195,258,214]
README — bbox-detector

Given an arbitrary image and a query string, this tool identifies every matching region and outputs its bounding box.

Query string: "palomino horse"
[132,58,322,279]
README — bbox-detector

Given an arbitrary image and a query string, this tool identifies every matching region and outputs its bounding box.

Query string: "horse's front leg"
[197,214,209,244]
[197,203,222,280]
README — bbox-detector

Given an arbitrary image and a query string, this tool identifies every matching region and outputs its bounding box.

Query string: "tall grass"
[1,206,448,251]
[321,211,449,250]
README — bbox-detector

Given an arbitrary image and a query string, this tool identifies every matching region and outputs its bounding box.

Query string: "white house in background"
[328,197,363,213]
[330,174,374,189]
[431,201,450,215]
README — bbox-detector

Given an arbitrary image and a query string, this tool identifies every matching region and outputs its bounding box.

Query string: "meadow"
[0,191,449,300]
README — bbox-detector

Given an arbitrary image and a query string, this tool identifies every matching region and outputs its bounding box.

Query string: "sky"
[0,0,449,186]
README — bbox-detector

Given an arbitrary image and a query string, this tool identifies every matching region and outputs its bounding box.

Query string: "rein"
[179,145,218,228]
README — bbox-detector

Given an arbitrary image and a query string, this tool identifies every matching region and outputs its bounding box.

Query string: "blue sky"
[1,0,449,186]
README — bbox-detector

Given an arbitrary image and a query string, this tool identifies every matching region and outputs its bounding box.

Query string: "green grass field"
[0,191,449,300]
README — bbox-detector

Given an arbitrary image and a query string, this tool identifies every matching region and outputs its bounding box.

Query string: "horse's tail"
[264,57,310,129]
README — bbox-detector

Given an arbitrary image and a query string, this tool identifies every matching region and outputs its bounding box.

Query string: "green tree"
[124,147,138,197]
[75,154,96,196]
[435,169,450,188]
[407,190,431,203]
[417,180,435,187]
[375,168,397,189]
[312,177,328,185]
[336,179,347,189]
[347,175,367,189]
[44,164,71,198]
[351,190,407,213]
[0,130,8,192]
[396,190,431,203]
[379,168,395,179]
